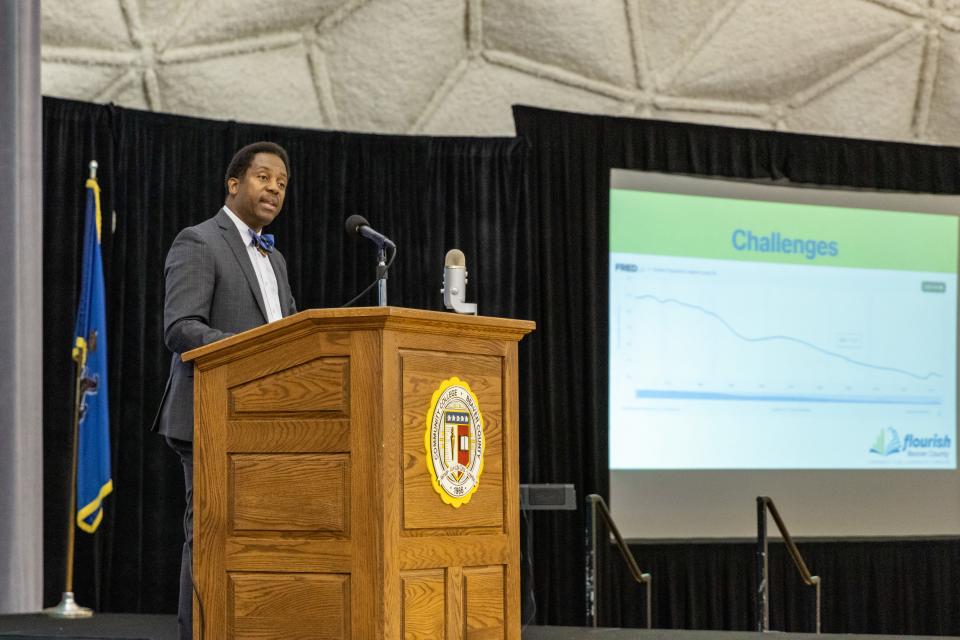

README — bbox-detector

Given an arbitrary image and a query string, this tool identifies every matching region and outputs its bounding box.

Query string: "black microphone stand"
[343,215,394,307]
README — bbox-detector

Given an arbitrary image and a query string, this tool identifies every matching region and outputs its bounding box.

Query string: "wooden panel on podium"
[184,307,534,640]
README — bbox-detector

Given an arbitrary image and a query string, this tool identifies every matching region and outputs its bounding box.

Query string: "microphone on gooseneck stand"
[341,215,397,307]
[442,249,477,315]
[344,214,396,249]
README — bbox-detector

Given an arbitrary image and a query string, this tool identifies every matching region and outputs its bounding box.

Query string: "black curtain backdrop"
[599,538,960,634]
[511,105,960,634]
[42,98,960,634]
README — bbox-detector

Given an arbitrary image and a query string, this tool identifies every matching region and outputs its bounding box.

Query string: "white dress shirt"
[223,206,283,322]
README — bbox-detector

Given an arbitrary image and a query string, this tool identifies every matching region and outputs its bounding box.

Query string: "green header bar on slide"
[610,189,959,273]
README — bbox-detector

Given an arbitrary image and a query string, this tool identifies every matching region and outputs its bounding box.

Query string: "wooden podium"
[182,307,535,639]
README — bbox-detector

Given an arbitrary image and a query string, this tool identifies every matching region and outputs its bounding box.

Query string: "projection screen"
[609,169,960,538]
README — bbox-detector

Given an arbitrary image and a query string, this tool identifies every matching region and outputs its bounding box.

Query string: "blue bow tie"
[250,230,275,254]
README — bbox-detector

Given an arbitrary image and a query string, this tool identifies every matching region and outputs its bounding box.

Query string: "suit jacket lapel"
[216,208,269,323]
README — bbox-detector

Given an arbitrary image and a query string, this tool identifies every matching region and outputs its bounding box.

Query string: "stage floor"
[525,628,958,639]
[1,615,957,640]
[0,614,176,639]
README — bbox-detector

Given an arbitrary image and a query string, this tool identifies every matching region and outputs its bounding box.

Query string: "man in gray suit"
[152,141,296,639]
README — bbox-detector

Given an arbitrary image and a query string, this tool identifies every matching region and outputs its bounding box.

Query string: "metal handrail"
[585,494,652,629]
[756,496,821,634]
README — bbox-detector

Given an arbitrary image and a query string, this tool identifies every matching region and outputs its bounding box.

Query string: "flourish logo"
[869,427,902,456]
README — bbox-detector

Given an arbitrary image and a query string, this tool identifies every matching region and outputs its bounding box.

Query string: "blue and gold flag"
[73,175,112,533]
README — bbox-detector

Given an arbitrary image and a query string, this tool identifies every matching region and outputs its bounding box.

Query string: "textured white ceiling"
[40,0,960,144]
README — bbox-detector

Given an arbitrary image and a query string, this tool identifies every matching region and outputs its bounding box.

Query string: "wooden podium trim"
[183,306,535,371]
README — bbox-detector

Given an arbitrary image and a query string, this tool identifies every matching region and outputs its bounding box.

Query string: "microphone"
[344,214,396,249]
[442,249,477,315]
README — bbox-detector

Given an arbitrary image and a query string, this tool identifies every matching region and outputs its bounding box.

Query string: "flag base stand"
[44,592,93,618]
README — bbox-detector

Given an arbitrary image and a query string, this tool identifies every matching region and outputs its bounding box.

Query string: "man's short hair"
[224,141,290,187]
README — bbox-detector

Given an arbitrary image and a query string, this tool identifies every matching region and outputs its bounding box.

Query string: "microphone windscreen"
[445,249,466,267]
[344,214,369,237]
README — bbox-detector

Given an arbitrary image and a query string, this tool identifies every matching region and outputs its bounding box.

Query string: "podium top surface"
[182,306,535,366]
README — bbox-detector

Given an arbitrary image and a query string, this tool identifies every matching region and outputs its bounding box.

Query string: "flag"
[73,175,112,533]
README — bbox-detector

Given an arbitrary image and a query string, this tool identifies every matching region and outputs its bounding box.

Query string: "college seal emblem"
[425,377,485,507]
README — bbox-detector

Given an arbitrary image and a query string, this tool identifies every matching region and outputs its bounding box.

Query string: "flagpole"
[45,161,99,619]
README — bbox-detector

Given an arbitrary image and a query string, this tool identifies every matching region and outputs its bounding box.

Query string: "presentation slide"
[609,173,958,472]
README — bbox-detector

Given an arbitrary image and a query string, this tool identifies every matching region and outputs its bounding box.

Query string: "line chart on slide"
[619,292,944,407]
[611,255,952,405]
[608,254,957,469]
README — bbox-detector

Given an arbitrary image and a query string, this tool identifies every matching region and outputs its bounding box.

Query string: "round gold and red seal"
[424,377,485,507]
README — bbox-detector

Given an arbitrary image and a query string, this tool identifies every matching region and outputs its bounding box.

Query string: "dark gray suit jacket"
[151,208,296,441]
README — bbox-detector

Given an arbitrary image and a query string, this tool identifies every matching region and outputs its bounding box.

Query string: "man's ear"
[227,177,239,195]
